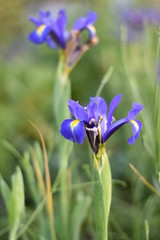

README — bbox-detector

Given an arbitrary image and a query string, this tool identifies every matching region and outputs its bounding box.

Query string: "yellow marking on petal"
[71,119,80,131]
[130,120,139,130]
[87,24,96,34]
[37,24,46,35]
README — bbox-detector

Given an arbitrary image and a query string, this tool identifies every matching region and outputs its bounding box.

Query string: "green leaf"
[70,191,91,240]
[21,151,40,204]
[0,175,11,207]
[94,146,112,240]
[8,167,25,240]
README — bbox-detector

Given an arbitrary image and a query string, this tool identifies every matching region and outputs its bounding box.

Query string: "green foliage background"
[0,0,160,239]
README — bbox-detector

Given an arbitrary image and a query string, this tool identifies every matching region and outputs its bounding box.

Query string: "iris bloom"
[60,94,143,154]
[29,9,98,67]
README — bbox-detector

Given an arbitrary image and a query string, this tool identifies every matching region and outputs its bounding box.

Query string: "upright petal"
[53,9,67,49]
[87,97,108,137]
[60,119,85,144]
[88,97,107,121]
[56,10,67,33]
[107,94,121,128]
[68,100,88,121]
[86,100,97,120]
[29,16,41,27]
[127,102,144,120]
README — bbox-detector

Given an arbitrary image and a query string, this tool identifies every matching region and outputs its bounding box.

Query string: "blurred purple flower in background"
[29,10,97,49]
[120,7,160,42]
[29,9,98,67]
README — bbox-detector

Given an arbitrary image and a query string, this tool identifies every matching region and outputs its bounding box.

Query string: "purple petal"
[46,35,58,49]
[86,100,97,120]
[122,8,145,28]
[68,100,88,121]
[102,118,127,143]
[87,97,107,121]
[72,120,86,144]
[60,119,85,144]
[60,119,76,142]
[56,10,67,33]
[102,117,143,144]
[87,97,108,136]
[29,16,41,27]
[128,120,142,144]
[29,25,51,44]
[127,102,144,120]
[52,9,67,49]
[107,94,122,128]
[73,11,97,30]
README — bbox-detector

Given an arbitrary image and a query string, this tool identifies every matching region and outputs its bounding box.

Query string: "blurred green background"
[0,0,160,239]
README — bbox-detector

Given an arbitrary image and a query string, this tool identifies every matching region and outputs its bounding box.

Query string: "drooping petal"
[68,100,88,121]
[60,119,76,142]
[60,119,85,144]
[107,94,122,128]
[29,25,51,44]
[102,118,127,143]
[73,12,97,43]
[85,25,97,40]
[102,116,143,144]
[72,120,86,144]
[127,102,144,120]
[128,119,142,144]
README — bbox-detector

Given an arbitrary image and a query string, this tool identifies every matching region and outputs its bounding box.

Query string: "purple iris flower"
[60,94,144,154]
[29,9,97,50]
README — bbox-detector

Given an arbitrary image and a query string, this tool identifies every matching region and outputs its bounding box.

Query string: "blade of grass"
[129,163,160,198]
[96,66,114,96]
[0,227,9,237]
[31,149,46,198]
[28,120,57,240]
[15,143,71,239]
[154,32,160,182]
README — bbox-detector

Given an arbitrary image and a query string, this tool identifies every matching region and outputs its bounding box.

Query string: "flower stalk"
[93,144,112,240]
[53,56,71,240]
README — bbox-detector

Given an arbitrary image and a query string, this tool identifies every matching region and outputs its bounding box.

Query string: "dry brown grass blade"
[28,120,57,240]
[129,163,160,198]
[31,149,46,198]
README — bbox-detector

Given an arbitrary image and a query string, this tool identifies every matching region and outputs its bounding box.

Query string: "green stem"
[53,55,71,240]
[94,144,112,240]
